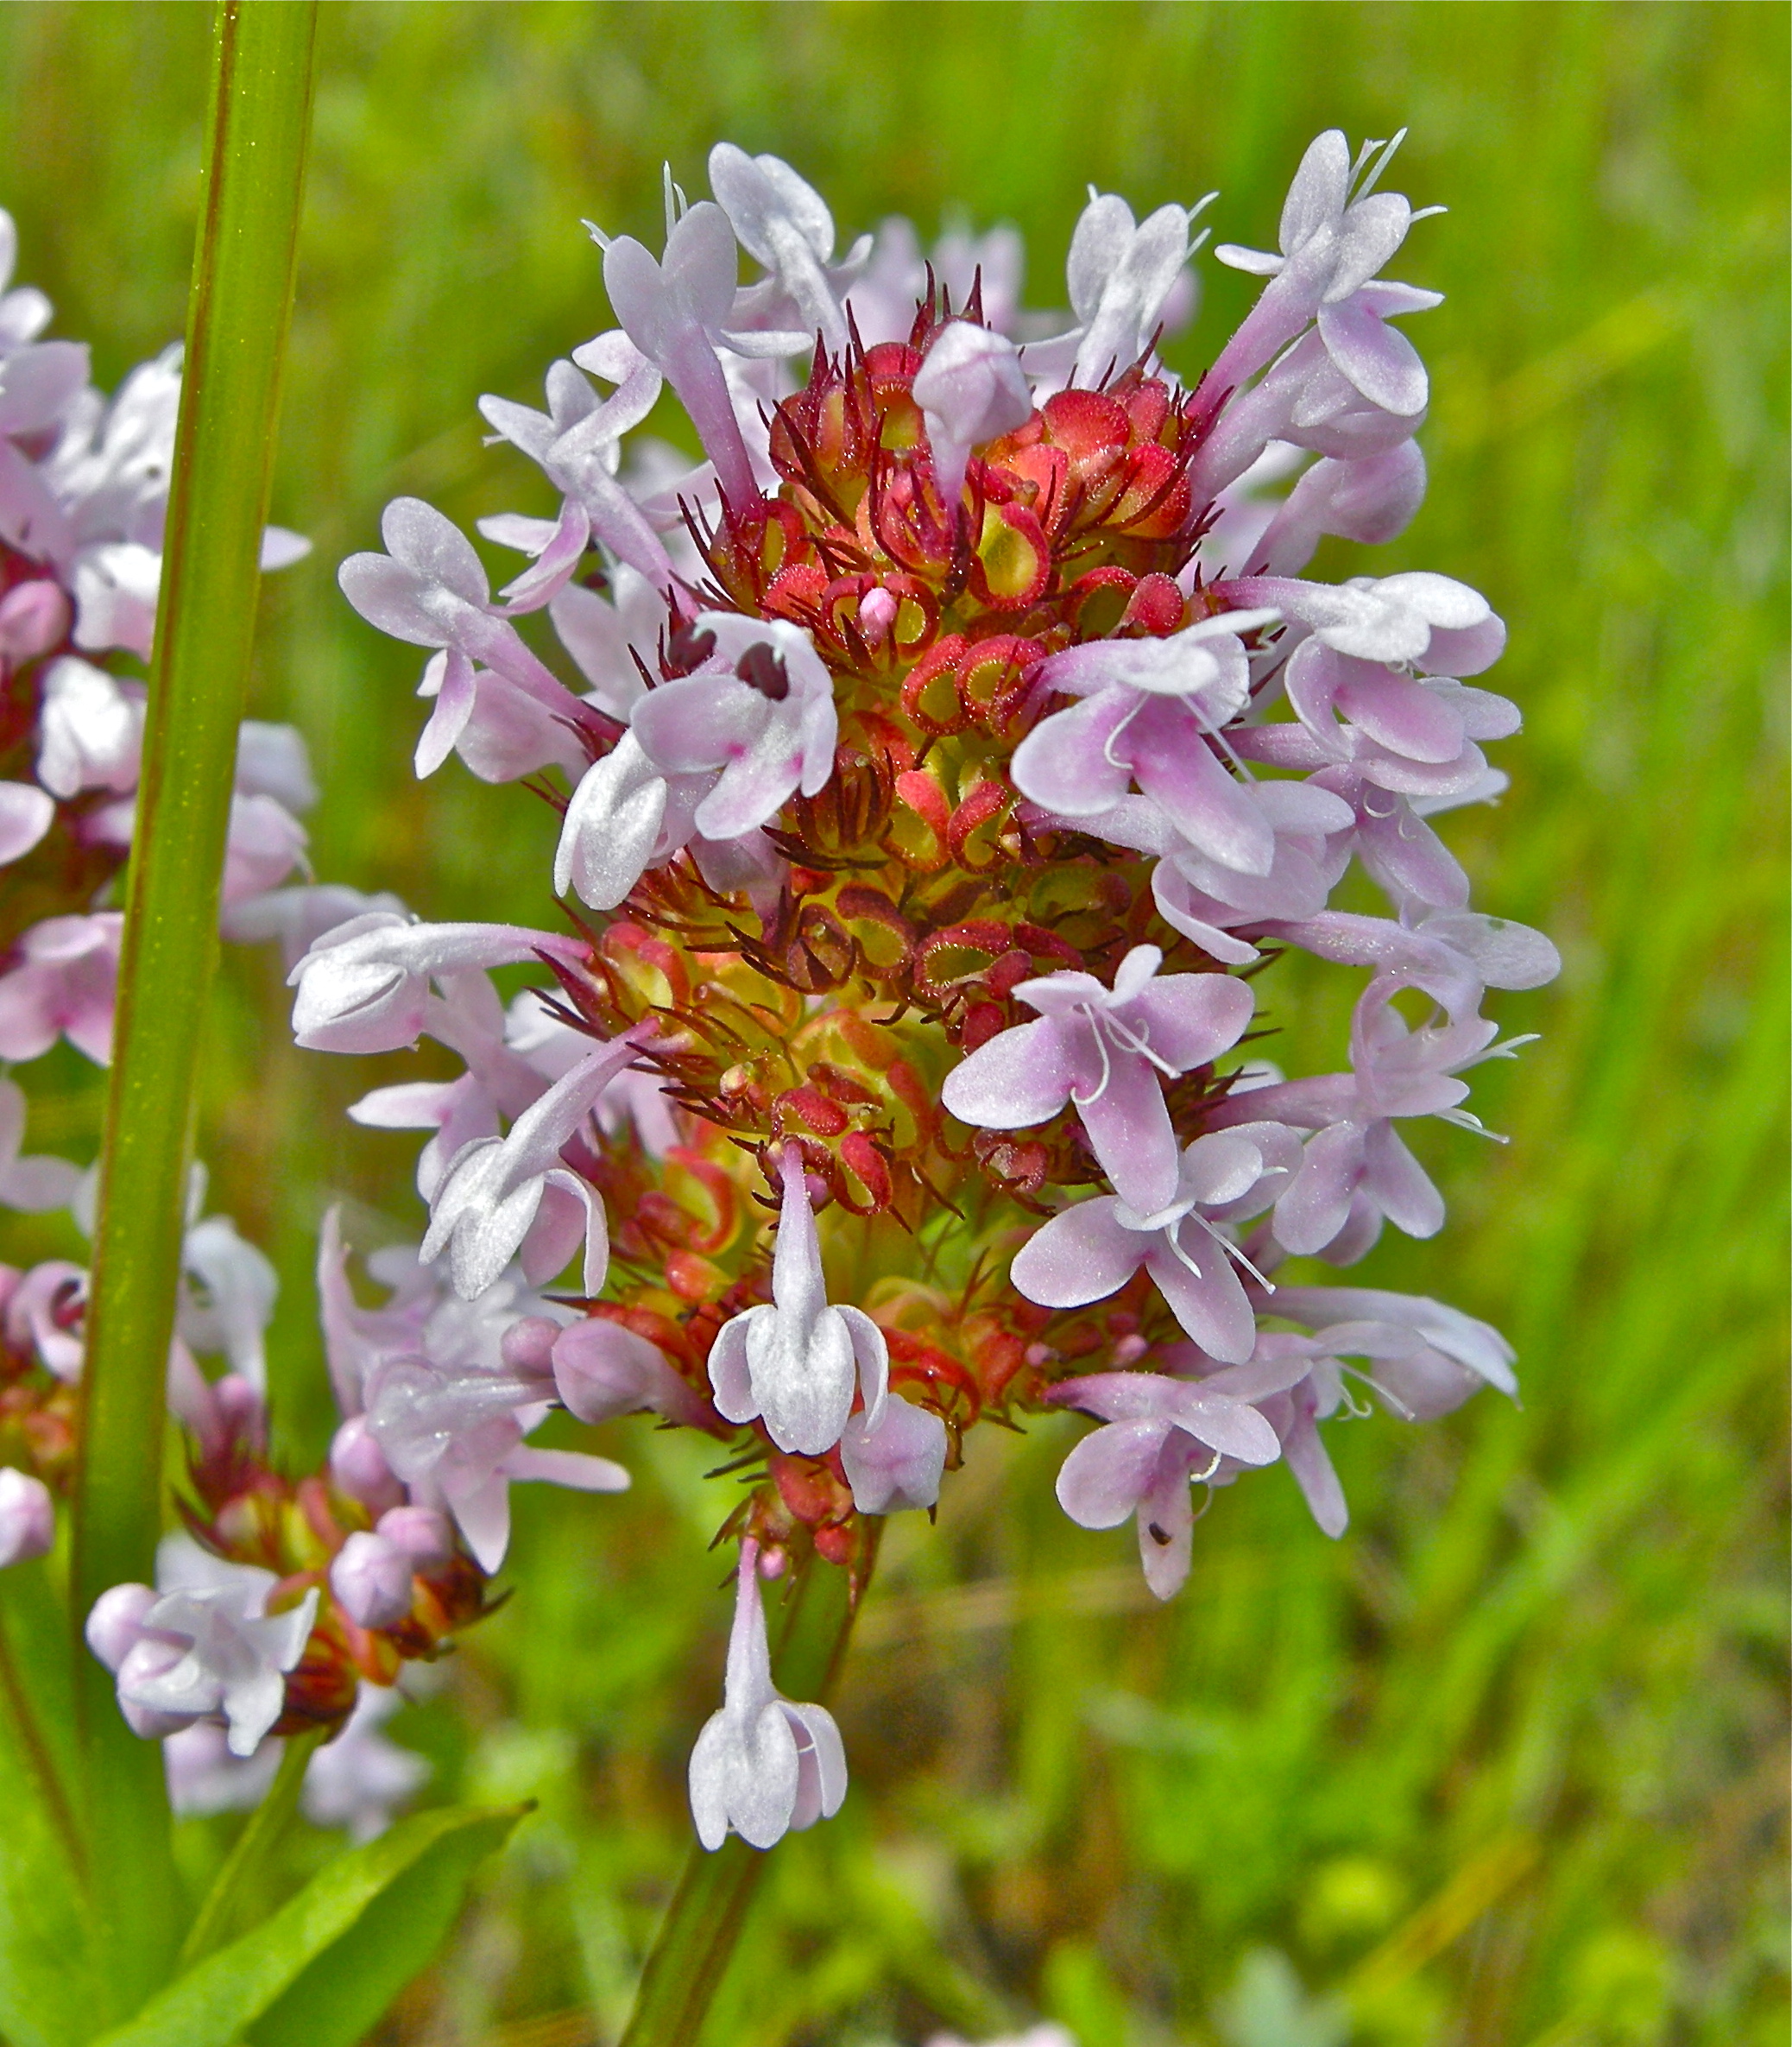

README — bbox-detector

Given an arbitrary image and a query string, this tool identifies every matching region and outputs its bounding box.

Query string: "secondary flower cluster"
[0,217,469,1832]
[0,213,349,1065]
[304,130,1555,1854]
[0,209,341,1563]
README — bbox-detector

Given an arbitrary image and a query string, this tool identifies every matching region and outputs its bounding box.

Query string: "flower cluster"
[307,131,1554,1854]
[87,1216,625,1780]
[0,207,339,1560]
[0,215,524,1834]
[0,212,354,1057]
[3,132,1554,1855]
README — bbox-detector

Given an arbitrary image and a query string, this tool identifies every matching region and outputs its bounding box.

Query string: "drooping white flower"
[688,1538,847,1851]
[707,1144,888,1457]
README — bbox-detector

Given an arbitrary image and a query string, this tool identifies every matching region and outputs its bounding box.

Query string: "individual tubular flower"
[1207,129,1439,403]
[942,947,1256,1216]
[911,320,1035,516]
[361,1341,629,1573]
[1216,999,1531,1260]
[708,1143,888,1456]
[1246,442,1428,579]
[1063,189,1208,390]
[1265,1282,1518,1404]
[552,612,836,914]
[337,499,594,783]
[1049,1371,1281,1598]
[287,912,585,1054]
[599,199,760,509]
[628,612,840,837]
[688,1537,848,1851]
[708,144,863,357]
[476,348,672,589]
[419,1028,655,1298]
[344,967,573,1204]
[0,913,123,1063]
[87,1551,320,1757]
[1233,566,1505,672]
[1012,1125,1300,1362]
[838,1392,948,1514]
[1196,1308,1513,1539]
[1010,610,1283,874]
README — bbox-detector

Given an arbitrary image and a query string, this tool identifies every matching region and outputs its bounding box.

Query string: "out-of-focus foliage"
[1,3,1784,2043]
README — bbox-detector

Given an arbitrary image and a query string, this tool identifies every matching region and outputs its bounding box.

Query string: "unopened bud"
[330,1414,404,1513]
[552,1317,661,1423]
[857,587,899,647]
[212,1374,267,1452]
[330,1531,414,1629]
[0,580,70,665]
[375,1505,453,1570]
[85,1581,157,1671]
[500,1314,559,1375]
[0,1468,54,1568]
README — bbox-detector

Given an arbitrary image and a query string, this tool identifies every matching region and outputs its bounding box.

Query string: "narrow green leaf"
[0,1558,84,1875]
[91,1803,527,2047]
[179,1729,324,1972]
[66,0,318,2016]
[0,1623,94,2047]
[245,1804,524,2047]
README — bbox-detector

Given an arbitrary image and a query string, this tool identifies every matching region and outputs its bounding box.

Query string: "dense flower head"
[310,130,1558,1843]
[3,136,1551,1852]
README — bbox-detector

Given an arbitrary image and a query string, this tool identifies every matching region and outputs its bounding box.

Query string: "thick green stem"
[618,1531,880,2047]
[67,0,317,2014]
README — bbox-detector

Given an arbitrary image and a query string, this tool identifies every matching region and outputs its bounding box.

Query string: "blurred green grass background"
[1,3,1786,2043]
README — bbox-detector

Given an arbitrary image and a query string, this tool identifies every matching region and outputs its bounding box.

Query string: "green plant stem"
[178,1728,324,1974]
[618,1530,881,2047]
[67,0,318,2015]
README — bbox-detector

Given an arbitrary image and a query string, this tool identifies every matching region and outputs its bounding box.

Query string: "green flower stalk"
[69,0,317,2006]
